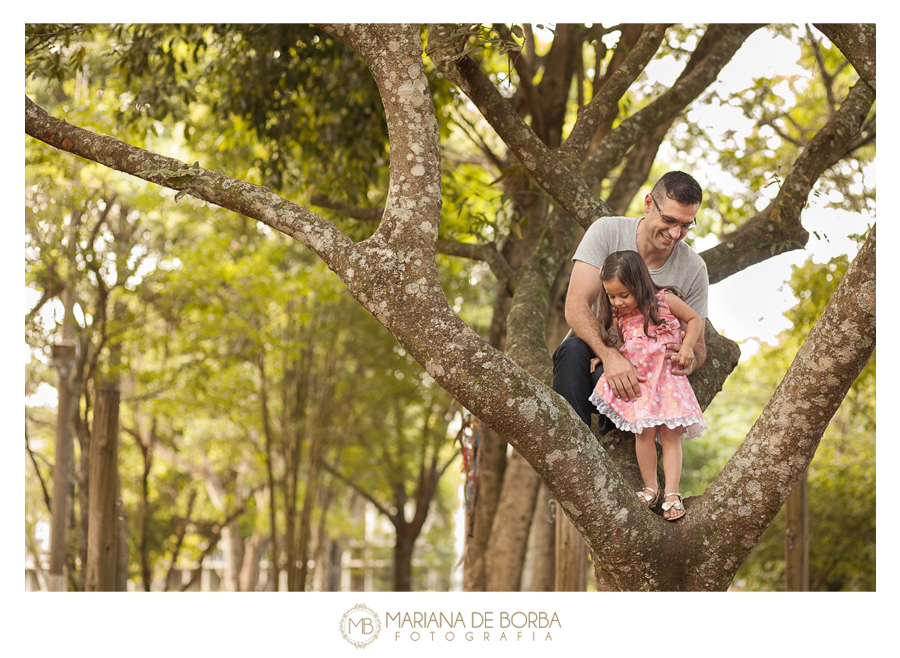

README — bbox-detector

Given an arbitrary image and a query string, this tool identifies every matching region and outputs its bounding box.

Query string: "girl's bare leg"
[658,425,684,519]
[635,427,660,494]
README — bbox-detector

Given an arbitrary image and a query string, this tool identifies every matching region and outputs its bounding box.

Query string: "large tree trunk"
[311,479,337,591]
[115,472,129,591]
[222,520,244,592]
[48,285,81,591]
[283,344,311,592]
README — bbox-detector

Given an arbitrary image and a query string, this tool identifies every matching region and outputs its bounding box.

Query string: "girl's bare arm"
[665,292,703,371]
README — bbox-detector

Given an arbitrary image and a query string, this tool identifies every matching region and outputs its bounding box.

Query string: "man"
[552,171,709,432]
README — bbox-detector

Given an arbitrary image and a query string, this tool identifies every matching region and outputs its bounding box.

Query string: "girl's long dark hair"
[597,250,683,346]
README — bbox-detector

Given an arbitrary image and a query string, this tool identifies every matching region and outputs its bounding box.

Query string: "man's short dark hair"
[651,171,703,207]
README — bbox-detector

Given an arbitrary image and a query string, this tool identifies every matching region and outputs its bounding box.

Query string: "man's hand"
[603,350,646,401]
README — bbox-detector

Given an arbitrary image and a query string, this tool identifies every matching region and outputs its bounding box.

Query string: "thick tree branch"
[814,24,876,93]
[532,24,579,150]
[580,23,645,158]
[317,23,443,258]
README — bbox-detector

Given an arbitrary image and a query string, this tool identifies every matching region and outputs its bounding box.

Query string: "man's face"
[644,194,699,253]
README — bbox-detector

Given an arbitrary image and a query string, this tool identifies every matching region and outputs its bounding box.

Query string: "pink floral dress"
[589,290,706,441]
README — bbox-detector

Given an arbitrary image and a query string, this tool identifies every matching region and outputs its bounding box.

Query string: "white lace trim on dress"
[589,390,707,441]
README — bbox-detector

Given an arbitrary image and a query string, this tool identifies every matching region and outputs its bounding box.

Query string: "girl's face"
[603,277,638,315]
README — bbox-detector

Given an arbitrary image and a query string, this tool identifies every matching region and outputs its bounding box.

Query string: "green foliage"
[26,24,391,201]
[25,24,93,81]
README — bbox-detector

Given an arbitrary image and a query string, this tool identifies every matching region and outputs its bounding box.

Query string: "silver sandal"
[662,493,685,521]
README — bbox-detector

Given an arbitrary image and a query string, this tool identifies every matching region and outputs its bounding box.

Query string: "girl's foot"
[662,493,685,521]
[636,487,661,510]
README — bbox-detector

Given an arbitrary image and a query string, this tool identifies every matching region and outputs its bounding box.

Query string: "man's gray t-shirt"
[568,216,709,339]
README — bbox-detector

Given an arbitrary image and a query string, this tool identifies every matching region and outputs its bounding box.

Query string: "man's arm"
[565,260,645,400]
[693,323,707,368]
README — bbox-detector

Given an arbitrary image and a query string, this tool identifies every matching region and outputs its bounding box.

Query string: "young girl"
[588,250,707,521]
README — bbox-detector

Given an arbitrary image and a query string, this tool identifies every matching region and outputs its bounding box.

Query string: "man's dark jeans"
[552,335,615,435]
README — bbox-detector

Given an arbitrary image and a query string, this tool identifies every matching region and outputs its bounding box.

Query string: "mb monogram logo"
[340,604,382,648]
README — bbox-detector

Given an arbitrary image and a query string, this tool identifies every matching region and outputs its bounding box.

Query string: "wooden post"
[785,471,809,591]
[48,342,77,592]
[85,389,121,591]
[555,508,587,591]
